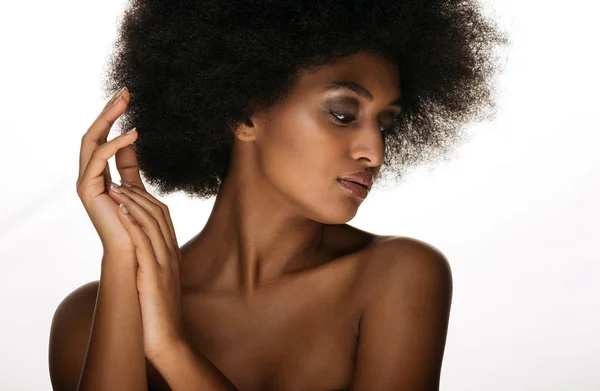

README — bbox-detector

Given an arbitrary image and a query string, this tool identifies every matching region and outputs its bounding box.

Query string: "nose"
[349,121,385,169]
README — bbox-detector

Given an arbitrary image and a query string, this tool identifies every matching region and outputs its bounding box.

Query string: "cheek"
[259,110,340,195]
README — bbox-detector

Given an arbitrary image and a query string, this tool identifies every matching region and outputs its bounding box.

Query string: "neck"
[191,148,329,297]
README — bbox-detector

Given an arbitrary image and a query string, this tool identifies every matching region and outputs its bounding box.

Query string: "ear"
[229,113,266,142]
[231,121,254,141]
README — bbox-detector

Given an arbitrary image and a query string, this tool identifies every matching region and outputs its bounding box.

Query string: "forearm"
[77,252,148,391]
[153,342,238,391]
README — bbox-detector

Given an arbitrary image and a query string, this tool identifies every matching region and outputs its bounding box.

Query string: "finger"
[115,143,147,191]
[101,86,127,113]
[116,204,161,284]
[113,191,172,267]
[81,87,129,169]
[78,88,130,181]
[103,163,113,193]
[117,185,179,253]
[78,129,138,198]
[112,185,177,259]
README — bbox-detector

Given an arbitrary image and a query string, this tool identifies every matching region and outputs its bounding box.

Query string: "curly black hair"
[104,0,509,200]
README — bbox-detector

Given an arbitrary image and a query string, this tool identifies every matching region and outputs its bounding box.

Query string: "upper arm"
[351,239,453,391]
[48,280,99,391]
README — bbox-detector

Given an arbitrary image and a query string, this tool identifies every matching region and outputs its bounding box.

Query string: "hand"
[76,86,149,255]
[107,182,184,363]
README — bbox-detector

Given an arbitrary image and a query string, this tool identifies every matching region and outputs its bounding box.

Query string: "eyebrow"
[325,80,402,108]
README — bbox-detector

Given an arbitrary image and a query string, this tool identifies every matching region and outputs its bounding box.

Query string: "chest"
[148,272,361,391]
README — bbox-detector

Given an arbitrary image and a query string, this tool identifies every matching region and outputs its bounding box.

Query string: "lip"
[337,179,369,200]
[337,171,374,190]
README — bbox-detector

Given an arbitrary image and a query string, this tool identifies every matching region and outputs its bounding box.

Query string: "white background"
[0,0,598,390]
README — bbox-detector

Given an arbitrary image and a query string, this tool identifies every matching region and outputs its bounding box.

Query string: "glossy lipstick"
[337,178,369,199]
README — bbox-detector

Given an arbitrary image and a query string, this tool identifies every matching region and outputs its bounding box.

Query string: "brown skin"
[181,50,402,294]
[49,50,452,390]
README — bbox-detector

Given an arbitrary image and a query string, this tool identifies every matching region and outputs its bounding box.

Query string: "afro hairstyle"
[104,0,509,199]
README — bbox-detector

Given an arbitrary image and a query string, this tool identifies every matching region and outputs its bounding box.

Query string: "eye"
[329,111,400,132]
[329,111,356,125]
[380,114,401,132]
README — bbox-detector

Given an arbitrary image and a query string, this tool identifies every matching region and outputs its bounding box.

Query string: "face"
[238,50,402,223]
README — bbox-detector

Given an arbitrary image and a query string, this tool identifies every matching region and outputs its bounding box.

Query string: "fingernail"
[110,95,124,108]
[106,86,126,105]
[109,182,122,193]
[125,127,137,135]
[108,88,120,103]
[116,86,127,97]
[119,203,129,214]
[120,180,135,188]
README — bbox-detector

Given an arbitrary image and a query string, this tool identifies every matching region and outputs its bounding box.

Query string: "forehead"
[294,51,401,99]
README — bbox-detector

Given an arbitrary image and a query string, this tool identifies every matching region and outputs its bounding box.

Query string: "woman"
[48,0,508,390]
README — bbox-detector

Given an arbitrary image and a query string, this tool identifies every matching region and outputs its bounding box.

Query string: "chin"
[291,182,362,224]
[311,197,361,225]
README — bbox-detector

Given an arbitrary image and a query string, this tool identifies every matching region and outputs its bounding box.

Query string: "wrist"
[148,338,189,368]
[102,248,137,265]
[103,246,136,259]
[151,341,239,391]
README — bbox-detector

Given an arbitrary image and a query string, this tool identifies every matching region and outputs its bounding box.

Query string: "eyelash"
[329,111,398,132]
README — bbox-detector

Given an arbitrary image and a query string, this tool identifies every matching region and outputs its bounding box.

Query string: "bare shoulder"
[53,280,100,312]
[50,280,99,339]
[356,235,453,303]
[348,237,453,389]
[49,281,165,390]
[49,280,100,391]
[372,235,451,271]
